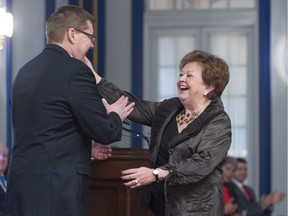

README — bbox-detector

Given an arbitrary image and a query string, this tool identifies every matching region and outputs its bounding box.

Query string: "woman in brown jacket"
[87,50,231,216]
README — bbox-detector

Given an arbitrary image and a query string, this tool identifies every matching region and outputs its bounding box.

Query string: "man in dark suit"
[228,158,285,216]
[228,178,264,215]
[0,143,8,216]
[3,5,134,216]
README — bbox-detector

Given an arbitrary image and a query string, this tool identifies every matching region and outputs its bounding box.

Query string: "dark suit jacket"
[227,181,265,216]
[0,185,5,216]
[4,44,123,216]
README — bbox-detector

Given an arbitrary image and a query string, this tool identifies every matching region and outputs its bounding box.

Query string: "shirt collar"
[232,178,243,188]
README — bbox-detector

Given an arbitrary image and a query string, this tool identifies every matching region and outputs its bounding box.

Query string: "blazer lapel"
[168,98,224,149]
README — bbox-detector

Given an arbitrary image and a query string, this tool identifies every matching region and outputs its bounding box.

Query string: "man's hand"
[271,191,285,204]
[91,140,112,160]
[83,57,135,122]
[260,191,285,210]
[260,194,273,209]
[102,96,135,122]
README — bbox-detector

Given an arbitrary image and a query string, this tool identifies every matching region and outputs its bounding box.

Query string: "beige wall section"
[105,0,132,148]
[0,0,8,144]
[12,0,46,80]
[105,0,131,90]
[56,0,69,10]
[0,0,46,145]
[271,0,288,215]
[0,0,69,145]
[0,47,7,145]
[12,0,68,81]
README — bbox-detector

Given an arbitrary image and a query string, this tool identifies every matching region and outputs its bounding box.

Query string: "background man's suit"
[0,179,5,216]
[228,181,268,216]
[4,44,123,216]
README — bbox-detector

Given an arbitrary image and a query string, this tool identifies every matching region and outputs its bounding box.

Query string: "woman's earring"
[204,94,209,103]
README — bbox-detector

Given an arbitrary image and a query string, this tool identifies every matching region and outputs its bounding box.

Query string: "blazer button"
[168,149,173,154]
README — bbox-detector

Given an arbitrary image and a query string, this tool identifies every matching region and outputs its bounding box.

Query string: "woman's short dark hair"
[46,5,96,43]
[179,50,230,100]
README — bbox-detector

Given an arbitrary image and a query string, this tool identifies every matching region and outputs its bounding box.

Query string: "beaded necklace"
[176,110,199,125]
[176,103,210,126]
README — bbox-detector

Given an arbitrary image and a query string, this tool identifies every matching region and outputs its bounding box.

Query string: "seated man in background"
[230,158,285,216]
[0,143,8,215]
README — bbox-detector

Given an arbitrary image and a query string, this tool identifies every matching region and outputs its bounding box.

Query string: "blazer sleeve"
[97,78,158,127]
[69,65,122,144]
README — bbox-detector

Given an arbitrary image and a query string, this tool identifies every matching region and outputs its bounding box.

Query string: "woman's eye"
[179,72,193,77]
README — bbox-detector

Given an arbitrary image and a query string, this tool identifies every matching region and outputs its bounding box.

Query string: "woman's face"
[222,163,236,183]
[177,62,210,106]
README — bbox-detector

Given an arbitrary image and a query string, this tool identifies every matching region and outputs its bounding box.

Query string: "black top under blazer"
[4,44,123,216]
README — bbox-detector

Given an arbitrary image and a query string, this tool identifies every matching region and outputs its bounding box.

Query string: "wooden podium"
[88,148,155,216]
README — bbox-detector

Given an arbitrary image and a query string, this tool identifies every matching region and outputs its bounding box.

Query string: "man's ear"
[66,28,76,44]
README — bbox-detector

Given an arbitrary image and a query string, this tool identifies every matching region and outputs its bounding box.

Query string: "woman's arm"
[83,57,158,126]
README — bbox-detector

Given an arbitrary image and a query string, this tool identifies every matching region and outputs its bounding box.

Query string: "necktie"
[242,184,254,202]
[0,175,6,192]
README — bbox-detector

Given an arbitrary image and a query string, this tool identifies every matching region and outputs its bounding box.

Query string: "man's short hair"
[236,157,247,164]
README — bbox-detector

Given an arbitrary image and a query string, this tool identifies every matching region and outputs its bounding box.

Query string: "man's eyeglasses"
[75,29,96,43]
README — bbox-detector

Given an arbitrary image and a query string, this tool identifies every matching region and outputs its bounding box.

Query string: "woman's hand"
[224,198,238,215]
[83,57,102,83]
[121,167,169,189]
[91,140,112,160]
